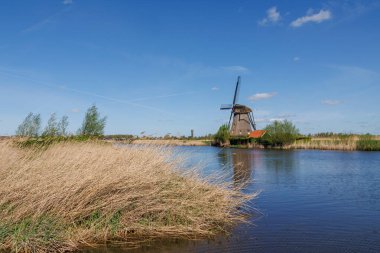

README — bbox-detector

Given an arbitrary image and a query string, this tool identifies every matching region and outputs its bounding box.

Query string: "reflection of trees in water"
[262,150,297,185]
[232,150,253,188]
[265,151,296,173]
[217,149,297,187]
[217,149,254,188]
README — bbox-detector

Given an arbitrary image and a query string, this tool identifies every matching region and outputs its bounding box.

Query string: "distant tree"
[16,113,32,136]
[16,113,41,137]
[260,120,300,147]
[58,115,69,136]
[42,113,59,137]
[78,105,106,136]
[214,124,230,146]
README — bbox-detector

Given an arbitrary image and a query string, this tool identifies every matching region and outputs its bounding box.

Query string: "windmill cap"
[233,104,252,113]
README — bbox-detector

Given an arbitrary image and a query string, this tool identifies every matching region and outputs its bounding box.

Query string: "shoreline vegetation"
[0,140,253,252]
[288,135,380,151]
[125,136,380,151]
[212,121,380,151]
[1,135,380,151]
[8,107,380,152]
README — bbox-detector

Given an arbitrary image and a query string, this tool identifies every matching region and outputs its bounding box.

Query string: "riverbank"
[113,137,380,151]
[128,139,211,146]
[0,140,251,252]
[3,135,380,151]
[287,136,380,151]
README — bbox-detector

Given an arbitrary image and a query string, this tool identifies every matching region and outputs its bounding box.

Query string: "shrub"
[214,124,230,146]
[260,120,299,147]
[356,134,380,151]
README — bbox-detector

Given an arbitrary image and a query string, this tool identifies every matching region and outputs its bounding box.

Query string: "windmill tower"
[220,76,256,137]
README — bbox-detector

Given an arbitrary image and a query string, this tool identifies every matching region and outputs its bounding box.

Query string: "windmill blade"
[248,112,256,130]
[220,104,233,110]
[228,111,233,129]
[232,76,241,105]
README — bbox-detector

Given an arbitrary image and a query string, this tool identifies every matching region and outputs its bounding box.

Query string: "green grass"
[14,135,98,149]
[0,216,65,252]
[356,135,380,151]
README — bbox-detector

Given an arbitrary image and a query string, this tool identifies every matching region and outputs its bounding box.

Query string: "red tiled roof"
[249,130,267,138]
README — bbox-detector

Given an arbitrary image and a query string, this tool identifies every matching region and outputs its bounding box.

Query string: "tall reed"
[356,135,380,151]
[286,135,357,150]
[0,141,253,252]
[288,136,380,151]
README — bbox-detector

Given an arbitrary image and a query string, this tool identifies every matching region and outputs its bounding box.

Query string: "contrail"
[21,7,71,34]
[59,86,177,115]
[129,91,196,102]
[0,67,192,116]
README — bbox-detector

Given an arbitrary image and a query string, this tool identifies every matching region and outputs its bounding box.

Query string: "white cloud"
[255,118,270,123]
[63,0,73,4]
[259,6,281,26]
[71,108,80,113]
[291,9,332,27]
[328,64,377,77]
[255,117,286,123]
[254,109,271,116]
[321,99,342,105]
[269,118,286,122]
[211,87,219,91]
[256,113,295,123]
[293,56,300,61]
[222,65,250,73]
[249,92,277,101]
[277,113,296,118]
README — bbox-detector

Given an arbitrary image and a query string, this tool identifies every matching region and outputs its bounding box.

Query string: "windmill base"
[229,137,254,147]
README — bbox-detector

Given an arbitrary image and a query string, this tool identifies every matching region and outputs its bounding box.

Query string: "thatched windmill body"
[220,76,256,137]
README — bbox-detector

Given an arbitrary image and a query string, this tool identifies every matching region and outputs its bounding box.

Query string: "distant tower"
[191,129,194,138]
[220,76,256,137]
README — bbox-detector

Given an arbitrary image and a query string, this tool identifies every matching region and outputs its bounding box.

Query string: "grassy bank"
[128,139,212,146]
[287,135,380,151]
[0,140,252,252]
[126,137,380,151]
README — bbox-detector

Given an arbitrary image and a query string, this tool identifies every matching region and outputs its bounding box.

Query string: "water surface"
[84,147,380,253]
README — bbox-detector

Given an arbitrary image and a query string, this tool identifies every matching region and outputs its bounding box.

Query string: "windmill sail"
[232,76,240,106]
[220,104,233,110]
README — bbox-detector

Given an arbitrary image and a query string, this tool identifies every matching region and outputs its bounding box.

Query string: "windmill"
[220,76,256,137]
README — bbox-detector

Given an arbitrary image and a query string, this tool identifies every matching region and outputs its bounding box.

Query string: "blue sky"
[0,0,379,136]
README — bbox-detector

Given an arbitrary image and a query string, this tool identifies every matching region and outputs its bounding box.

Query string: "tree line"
[16,105,106,137]
[214,120,300,148]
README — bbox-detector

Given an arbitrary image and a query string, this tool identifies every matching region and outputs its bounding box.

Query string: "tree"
[78,105,106,136]
[214,124,230,146]
[58,115,69,136]
[16,113,41,137]
[42,113,58,137]
[261,120,299,147]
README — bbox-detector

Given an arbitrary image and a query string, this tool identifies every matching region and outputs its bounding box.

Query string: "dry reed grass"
[287,137,358,151]
[129,139,209,146]
[287,136,380,151]
[0,140,252,252]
